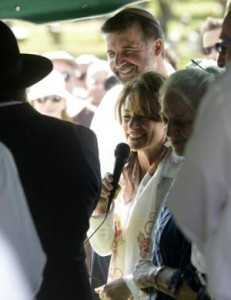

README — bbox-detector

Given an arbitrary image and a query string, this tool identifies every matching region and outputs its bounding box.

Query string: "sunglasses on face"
[35,96,63,103]
[202,45,216,55]
[61,71,74,82]
[215,40,231,54]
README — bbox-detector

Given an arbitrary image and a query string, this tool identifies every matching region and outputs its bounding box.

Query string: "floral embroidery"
[112,213,123,260]
[137,232,151,259]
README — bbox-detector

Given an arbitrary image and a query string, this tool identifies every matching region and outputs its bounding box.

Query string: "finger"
[100,187,110,199]
[102,176,113,191]
[95,287,101,294]
[95,285,104,295]
[105,172,113,182]
[97,288,110,300]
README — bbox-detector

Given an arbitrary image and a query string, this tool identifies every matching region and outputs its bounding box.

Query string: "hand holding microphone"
[93,143,130,215]
[106,143,130,212]
[88,143,130,241]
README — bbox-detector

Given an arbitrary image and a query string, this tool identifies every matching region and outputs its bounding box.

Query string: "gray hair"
[160,68,215,111]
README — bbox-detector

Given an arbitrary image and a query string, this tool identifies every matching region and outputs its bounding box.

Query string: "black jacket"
[0,102,101,299]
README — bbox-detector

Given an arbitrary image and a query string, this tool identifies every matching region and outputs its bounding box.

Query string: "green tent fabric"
[0,0,142,24]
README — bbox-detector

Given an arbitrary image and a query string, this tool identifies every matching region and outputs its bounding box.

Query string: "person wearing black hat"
[0,20,101,300]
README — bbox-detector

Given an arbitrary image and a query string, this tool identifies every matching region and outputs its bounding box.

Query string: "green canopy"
[0,0,143,24]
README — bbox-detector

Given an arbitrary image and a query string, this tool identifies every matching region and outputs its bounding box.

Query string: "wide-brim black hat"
[0,21,53,93]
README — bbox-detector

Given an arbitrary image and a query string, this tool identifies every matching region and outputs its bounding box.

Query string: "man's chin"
[113,69,138,84]
[118,74,136,84]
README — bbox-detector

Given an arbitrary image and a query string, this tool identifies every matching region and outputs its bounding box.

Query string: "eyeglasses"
[35,96,63,103]
[61,71,72,82]
[202,45,216,55]
[215,40,231,54]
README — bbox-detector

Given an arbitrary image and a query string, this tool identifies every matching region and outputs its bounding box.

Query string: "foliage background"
[8,0,226,69]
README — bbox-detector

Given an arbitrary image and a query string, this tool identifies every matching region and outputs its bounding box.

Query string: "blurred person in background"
[75,54,99,99]
[28,70,85,121]
[74,59,114,127]
[43,50,87,119]
[200,17,223,61]
[43,50,79,95]
[104,75,119,91]
[86,60,113,107]
[164,42,179,70]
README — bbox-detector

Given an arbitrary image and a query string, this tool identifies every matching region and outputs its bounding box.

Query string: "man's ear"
[153,39,164,56]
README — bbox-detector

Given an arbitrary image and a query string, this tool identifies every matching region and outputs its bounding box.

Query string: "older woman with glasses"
[200,17,222,62]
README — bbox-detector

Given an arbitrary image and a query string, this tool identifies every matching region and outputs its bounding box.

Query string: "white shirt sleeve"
[0,142,46,298]
[0,232,31,300]
[90,84,126,176]
[88,209,115,256]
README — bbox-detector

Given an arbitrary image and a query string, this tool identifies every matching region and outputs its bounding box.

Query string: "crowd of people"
[0,1,231,300]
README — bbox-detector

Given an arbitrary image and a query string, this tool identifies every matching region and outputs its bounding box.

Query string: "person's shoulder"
[71,122,97,138]
[220,65,231,87]
[206,65,230,94]
[91,83,123,129]
[38,115,97,142]
[99,83,123,106]
[106,83,123,95]
[164,141,183,164]
[198,66,231,118]
[0,142,15,166]
[163,146,184,178]
[0,142,9,156]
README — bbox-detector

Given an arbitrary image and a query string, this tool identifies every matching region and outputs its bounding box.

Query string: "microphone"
[106,143,130,212]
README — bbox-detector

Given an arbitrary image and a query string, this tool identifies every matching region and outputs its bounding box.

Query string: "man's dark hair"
[101,7,164,42]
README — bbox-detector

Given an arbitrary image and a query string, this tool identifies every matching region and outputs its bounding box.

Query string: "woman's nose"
[128,116,140,129]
